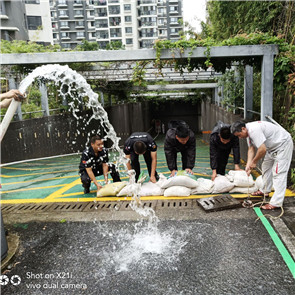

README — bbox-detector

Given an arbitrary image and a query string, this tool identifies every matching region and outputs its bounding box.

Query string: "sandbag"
[159,175,198,189]
[140,182,164,196]
[212,175,235,194]
[164,186,191,197]
[117,183,141,197]
[229,186,256,194]
[97,181,127,197]
[226,170,254,187]
[254,175,264,191]
[157,173,168,187]
[254,175,274,192]
[191,178,214,194]
[176,170,197,181]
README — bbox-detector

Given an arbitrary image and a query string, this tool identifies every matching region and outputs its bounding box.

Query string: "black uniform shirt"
[123,132,157,155]
[164,128,196,171]
[79,146,109,174]
[210,121,240,170]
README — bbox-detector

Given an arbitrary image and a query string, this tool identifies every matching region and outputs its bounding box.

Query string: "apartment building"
[25,0,53,45]
[0,0,53,45]
[0,0,29,41]
[49,0,183,50]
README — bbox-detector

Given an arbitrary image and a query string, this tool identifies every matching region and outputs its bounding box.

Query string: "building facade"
[49,0,183,50]
[25,0,53,45]
[0,0,53,45]
[0,0,29,41]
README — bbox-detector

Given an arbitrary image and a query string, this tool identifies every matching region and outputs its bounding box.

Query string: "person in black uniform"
[164,121,196,177]
[124,132,158,183]
[210,121,241,181]
[79,135,121,194]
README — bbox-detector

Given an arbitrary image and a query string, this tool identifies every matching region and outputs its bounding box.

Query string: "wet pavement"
[1,200,295,295]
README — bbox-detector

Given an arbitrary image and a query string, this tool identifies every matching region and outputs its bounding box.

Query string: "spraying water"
[18,64,128,170]
[15,64,186,271]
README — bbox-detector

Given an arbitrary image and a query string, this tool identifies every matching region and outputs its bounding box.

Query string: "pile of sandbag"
[96,170,265,198]
[225,170,256,193]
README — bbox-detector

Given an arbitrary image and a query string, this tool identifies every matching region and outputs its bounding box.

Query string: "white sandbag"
[227,170,254,187]
[212,175,235,194]
[156,173,167,187]
[191,178,214,194]
[164,186,191,197]
[254,175,274,192]
[117,183,141,197]
[159,175,198,189]
[229,186,256,194]
[97,181,127,197]
[254,175,264,191]
[140,182,164,196]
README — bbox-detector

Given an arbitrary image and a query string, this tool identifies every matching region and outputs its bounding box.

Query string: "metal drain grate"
[1,203,52,213]
[83,202,121,211]
[47,202,88,212]
[1,199,194,214]
[197,194,241,212]
[156,200,193,210]
[119,200,158,211]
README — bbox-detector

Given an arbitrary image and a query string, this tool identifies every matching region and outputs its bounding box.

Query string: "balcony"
[57,2,67,8]
[169,10,179,15]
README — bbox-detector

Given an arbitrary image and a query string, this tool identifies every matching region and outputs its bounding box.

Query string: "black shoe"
[84,187,90,194]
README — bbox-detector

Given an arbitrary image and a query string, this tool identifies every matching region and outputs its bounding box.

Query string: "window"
[170,17,178,23]
[60,21,69,27]
[75,21,84,27]
[108,5,120,15]
[124,4,131,11]
[110,28,121,38]
[170,6,178,12]
[58,0,67,5]
[59,10,68,17]
[96,30,108,39]
[95,8,107,17]
[74,0,83,4]
[126,38,133,45]
[125,16,132,22]
[75,10,83,16]
[76,32,85,38]
[95,19,108,28]
[62,43,71,49]
[25,0,40,4]
[27,16,42,30]
[61,32,69,38]
[125,27,132,34]
[109,17,121,26]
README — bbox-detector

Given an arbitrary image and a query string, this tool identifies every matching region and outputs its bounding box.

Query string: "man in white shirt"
[231,120,294,210]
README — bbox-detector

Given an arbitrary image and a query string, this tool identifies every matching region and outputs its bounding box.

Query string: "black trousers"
[130,151,158,182]
[216,149,231,175]
[173,150,189,170]
[80,163,121,189]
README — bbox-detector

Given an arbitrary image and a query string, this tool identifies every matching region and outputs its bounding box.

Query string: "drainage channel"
[1,200,198,214]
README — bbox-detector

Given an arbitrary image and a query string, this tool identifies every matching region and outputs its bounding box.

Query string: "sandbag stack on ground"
[97,181,128,197]
[159,173,198,197]
[212,175,235,194]
[225,170,256,194]
[191,178,214,194]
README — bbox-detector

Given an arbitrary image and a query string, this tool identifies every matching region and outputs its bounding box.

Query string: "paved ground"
[1,203,295,295]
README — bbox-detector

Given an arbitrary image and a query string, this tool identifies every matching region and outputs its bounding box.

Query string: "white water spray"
[15,64,127,170]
